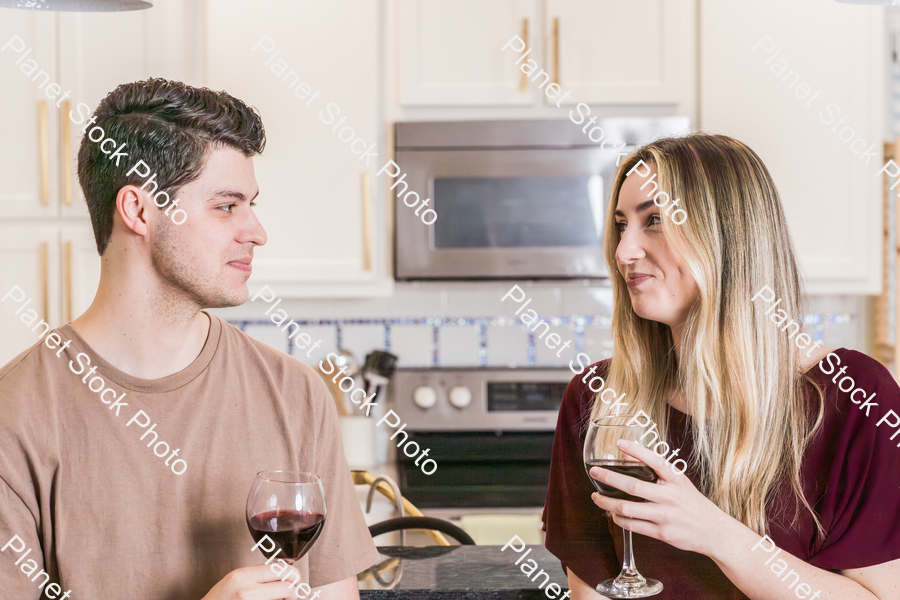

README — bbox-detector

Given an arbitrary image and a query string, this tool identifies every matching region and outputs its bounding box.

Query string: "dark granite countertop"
[358,545,569,599]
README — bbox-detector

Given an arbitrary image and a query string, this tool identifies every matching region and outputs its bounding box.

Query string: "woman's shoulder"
[806,346,899,400]
[560,357,612,416]
[798,347,900,567]
[802,345,900,471]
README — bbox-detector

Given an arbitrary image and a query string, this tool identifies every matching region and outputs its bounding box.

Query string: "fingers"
[615,438,682,484]
[608,510,660,539]
[242,563,298,584]
[224,564,304,599]
[257,580,302,600]
[591,490,658,522]
[589,463,663,504]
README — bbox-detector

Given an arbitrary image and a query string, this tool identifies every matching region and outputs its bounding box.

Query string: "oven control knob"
[448,386,472,409]
[413,386,437,409]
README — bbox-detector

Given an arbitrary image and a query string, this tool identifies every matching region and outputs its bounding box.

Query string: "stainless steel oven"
[389,367,573,509]
[394,117,690,280]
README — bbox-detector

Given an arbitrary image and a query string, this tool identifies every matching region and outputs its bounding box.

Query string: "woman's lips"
[626,274,652,288]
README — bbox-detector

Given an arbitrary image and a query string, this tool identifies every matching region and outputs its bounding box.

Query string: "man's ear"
[116,184,151,237]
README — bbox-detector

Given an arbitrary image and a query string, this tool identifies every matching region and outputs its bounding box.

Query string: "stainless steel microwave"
[393,117,690,280]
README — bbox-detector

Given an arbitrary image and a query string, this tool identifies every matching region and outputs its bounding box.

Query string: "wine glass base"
[596,577,663,598]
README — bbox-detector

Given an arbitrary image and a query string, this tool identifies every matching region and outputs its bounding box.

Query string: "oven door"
[398,430,555,508]
[394,146,618,280]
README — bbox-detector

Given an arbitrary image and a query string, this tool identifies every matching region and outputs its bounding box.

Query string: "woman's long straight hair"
[592,134,825,536]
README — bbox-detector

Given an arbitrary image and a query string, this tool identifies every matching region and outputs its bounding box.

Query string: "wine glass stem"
[615,528,647,586]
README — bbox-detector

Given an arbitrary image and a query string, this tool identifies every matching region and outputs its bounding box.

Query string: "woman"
[542,134,900,599]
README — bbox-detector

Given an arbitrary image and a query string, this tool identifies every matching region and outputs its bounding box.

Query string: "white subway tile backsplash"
[533,320,580,367]
[438,325,482,367]
[341,325,388,361]
[486,325,529,367]
[448,287,519,318]
[562,286,614,315]
[493,284,562,318]
[219,281,867,374]
[290,324,337,366]
[390,325,435,367]
[580,324,614,363]
[390,285,446,317]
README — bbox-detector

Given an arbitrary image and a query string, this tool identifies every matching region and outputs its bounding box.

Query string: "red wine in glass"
[584,460,659,503]
[248,509,326,562]
[246,470,327,568]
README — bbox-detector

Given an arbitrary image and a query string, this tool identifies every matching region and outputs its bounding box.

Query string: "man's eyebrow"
[614,200,656,218]
[208,189,260,202]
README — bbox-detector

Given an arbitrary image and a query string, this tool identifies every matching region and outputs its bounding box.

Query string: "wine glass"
[584,414,664,598]
[246,470,327,571]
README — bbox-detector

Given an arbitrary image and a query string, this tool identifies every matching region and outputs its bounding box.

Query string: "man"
[0,78,380,599]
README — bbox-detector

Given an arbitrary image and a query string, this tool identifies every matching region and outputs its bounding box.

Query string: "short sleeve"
[542,361,620,587]
[0,476,44,600]
[306,374,380,587]
[804,350,900,569]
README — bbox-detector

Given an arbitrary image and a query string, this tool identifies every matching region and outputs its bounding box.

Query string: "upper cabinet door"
[397,0,539,106]
[206,0,389,297]
[543,0,696,107]
[0,13,58,219]
[701,0,883,294]
[58,9,152,220]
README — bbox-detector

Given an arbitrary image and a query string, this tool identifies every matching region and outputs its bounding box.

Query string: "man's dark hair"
[77,78,266,254]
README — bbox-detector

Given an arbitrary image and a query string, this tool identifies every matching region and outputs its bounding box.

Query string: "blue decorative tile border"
[227,310,855,368]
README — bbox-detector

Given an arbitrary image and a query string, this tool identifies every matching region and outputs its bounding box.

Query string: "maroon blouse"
[542,348,900,599]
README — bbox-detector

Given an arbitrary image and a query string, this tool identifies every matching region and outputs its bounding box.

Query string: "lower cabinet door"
[0,226,61,366]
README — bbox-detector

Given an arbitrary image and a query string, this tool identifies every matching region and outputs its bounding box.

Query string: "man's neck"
[69,273,212,380]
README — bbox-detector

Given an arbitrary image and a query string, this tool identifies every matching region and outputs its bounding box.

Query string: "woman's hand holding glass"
[590,438,739,561]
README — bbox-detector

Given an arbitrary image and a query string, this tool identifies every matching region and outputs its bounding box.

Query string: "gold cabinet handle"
[60,101,72,205]
[64,241,72,322]
[38,101,50,206]
[552,18,560,84]
[362,172,372,272]
[520,18,529,93]
[40,242,49,324]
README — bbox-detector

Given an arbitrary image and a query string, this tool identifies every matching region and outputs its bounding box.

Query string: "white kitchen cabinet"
[0,1,183,367]
[0,226,100,366]
[0,13,59,219]
[395,0,694,110]
[397,0,539,106]
[701,0,883,294]
[57,10,153,220]
[0,226,61,366]
[543,0,695,107]
[60,225,102,322]
[205,0,392,298]
[0,9,157,220]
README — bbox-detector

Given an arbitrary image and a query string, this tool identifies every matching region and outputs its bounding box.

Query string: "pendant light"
[0,0,152,10]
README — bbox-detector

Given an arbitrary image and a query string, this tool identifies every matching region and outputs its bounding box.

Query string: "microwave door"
[395,147,614,280]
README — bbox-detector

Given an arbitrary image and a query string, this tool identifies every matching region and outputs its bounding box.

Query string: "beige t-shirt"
[0,313,379,599]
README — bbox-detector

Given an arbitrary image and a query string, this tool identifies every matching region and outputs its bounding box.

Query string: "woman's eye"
[615,221,627,232]
[648,215,661,226]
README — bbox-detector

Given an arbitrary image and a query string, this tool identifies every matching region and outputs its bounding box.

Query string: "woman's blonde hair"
[593,134,825,536]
